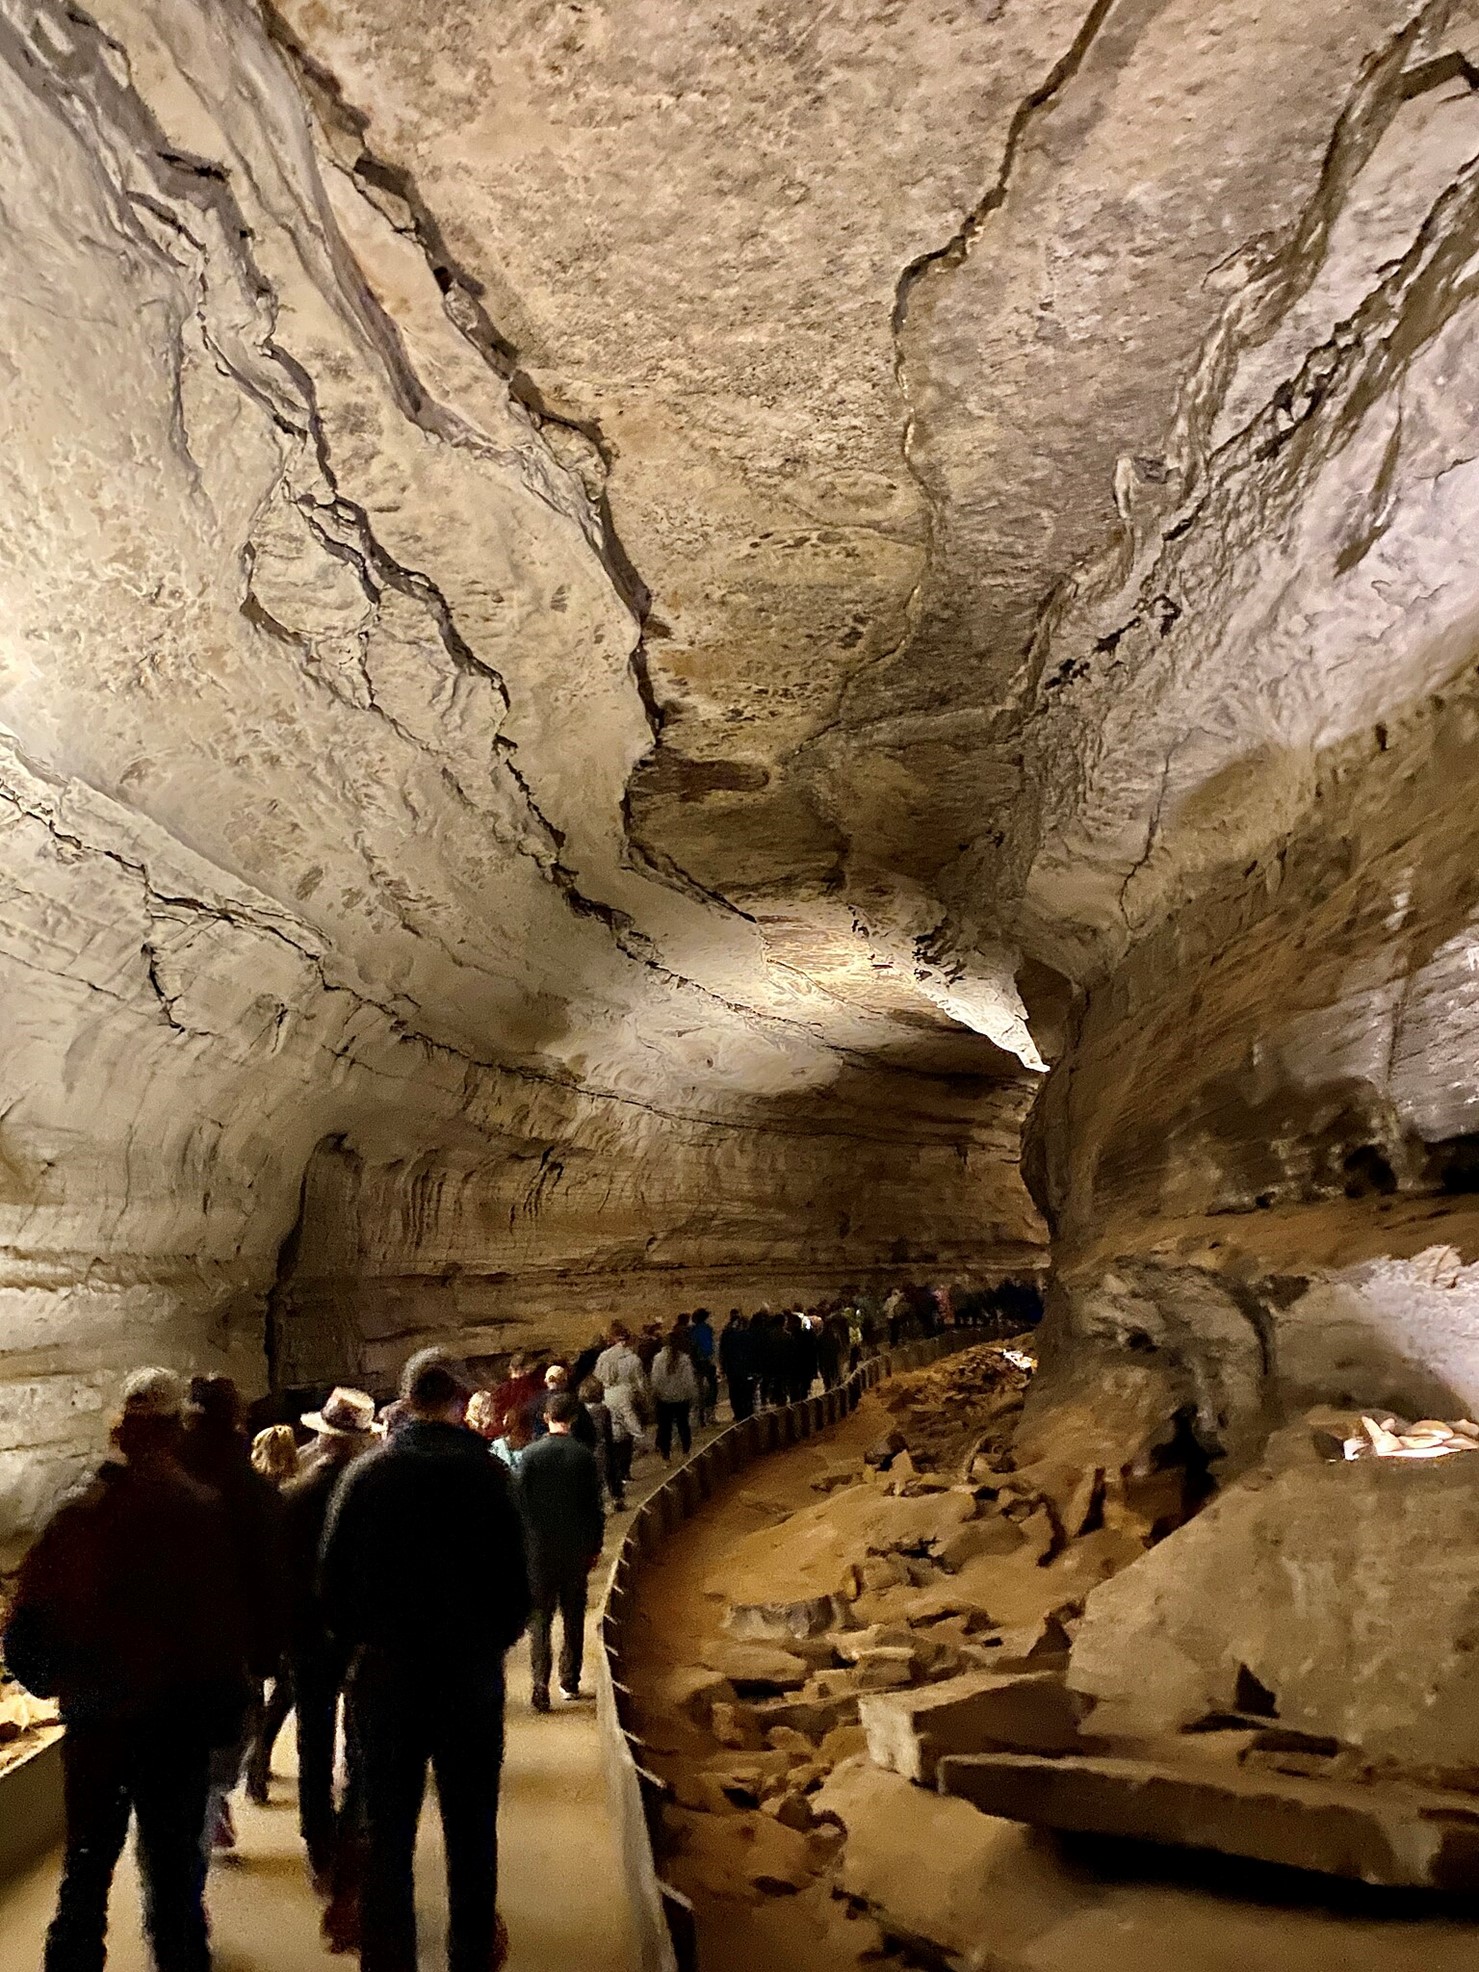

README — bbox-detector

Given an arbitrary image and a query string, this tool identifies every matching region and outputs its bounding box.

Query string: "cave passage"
[3,0,1479,1964]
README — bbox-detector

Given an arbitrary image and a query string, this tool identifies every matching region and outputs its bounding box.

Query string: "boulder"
[762,1788,815,1831]
[669,1805,820,1898]
[815,1757,1070,1962]
[864,1430,909,1468]
[860,1668,1084,1784]
[764,1724,817,1758]
[702,1641,811,1690]
[819,1723,869,1768]
[654,1666,739,1730]
[939,1749,1479,1889]
[1069,1456,1479,1775]
[935,1514,1025,1569]
[723,1594,852,1645]
[831,1623,917,1663]
[710,1702,766,1750]
[669,1769,736,1815]
[854,1647,919,1691]
[751,1690,861,1738]
[687,1881,886,1972]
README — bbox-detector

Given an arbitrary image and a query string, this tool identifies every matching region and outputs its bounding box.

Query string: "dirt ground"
[624,1383,1479,1972]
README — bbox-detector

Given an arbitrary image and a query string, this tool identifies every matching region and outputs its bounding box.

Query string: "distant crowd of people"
[1,1276,1040,1972]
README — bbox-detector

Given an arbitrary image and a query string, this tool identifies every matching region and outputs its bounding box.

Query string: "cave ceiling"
[6,0,1479,1127]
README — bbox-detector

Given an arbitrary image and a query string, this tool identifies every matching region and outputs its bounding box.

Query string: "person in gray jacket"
[514,1393,605,1710]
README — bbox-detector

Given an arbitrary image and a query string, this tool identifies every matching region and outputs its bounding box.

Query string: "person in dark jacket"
[179,1375,286,1855]
[690,1309,718,1425]
[719,1311,755,1420]
[319,1350,529,1972]
[578,1376,625,1509]
[5,1368,253,1972]
[277,1388,376,1902]
[515,1393,604,1711]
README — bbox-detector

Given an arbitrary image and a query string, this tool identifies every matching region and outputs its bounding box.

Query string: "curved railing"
[597,1334,971,1972]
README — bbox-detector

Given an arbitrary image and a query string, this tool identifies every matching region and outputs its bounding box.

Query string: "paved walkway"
[0,1423,724,1971]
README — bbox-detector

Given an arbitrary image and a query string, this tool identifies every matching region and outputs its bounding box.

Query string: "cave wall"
[270,1090,1043,1390]
[1028,640,1479,1468]
[967,2,1479,1466]
[9,0,1479,1552]
[0,0,1046,1558]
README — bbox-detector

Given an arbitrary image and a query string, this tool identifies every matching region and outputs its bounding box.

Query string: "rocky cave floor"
[626,1346,1479,1972]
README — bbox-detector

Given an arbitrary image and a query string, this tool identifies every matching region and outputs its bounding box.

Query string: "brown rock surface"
[1069,1455,1479,1776]
[630,1378,1479,1972]
[860,1668,1084,1784]
[940,1748,1479,1890]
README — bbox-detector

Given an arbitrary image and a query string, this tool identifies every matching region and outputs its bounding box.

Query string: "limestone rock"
[940,1749,1479,1890]
[723,1595,851,1646]
[853,1647,918,1692]
[710,1703,766,1751]
[1070,1457,1479,1776]
[655,1667,738,1730]
[815,1757,1069,1963]
[860,1669,1084,1784]
[761,1788,815,1832]
[702,1642,811,1691]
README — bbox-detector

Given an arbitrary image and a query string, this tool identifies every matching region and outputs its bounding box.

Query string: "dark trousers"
[46,1716,212,1972]
[245,1663,293,1798]
[727,1376,755,1421]
[613,1436,635,1487]
[295,1643,357,1879]
[354,1651,505,1972]
[528,1566,589,1699]
[695,1359,718,1421]
[655,1400,692,1460]
[596,1436,626,1508]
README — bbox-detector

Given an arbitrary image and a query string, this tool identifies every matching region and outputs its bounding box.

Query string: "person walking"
[515,1392,605,1711]
[593,1323,642,1393]
[719,1311,756,1420]
[650,1331,699,1462]
[578,1376,626,1509]
[5,1368,254,1972]
[593,1324,649,1485]
[491,1408,534,1470]
[279,1388,377,1917]
[541,1364,598,1450]
[600,1373,645,1490]
[319,1351,529,1972]
[690,1309,718,1425]
[179,1376,285,1856]
[244,1427,304,1809]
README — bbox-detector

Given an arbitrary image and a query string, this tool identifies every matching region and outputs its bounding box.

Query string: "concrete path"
[0,1426,721,1971]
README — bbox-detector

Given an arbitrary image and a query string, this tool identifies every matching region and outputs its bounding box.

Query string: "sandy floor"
[624,1391,1479,1972]
[0,1431,720,1972]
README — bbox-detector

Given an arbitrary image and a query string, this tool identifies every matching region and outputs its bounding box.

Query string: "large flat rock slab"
[939,1749,1479,1890]
[860,1669,1083,1784]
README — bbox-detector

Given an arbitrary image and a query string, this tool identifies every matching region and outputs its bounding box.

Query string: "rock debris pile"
[636,1345,1186,1969]
[636,1351,1479,1972]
